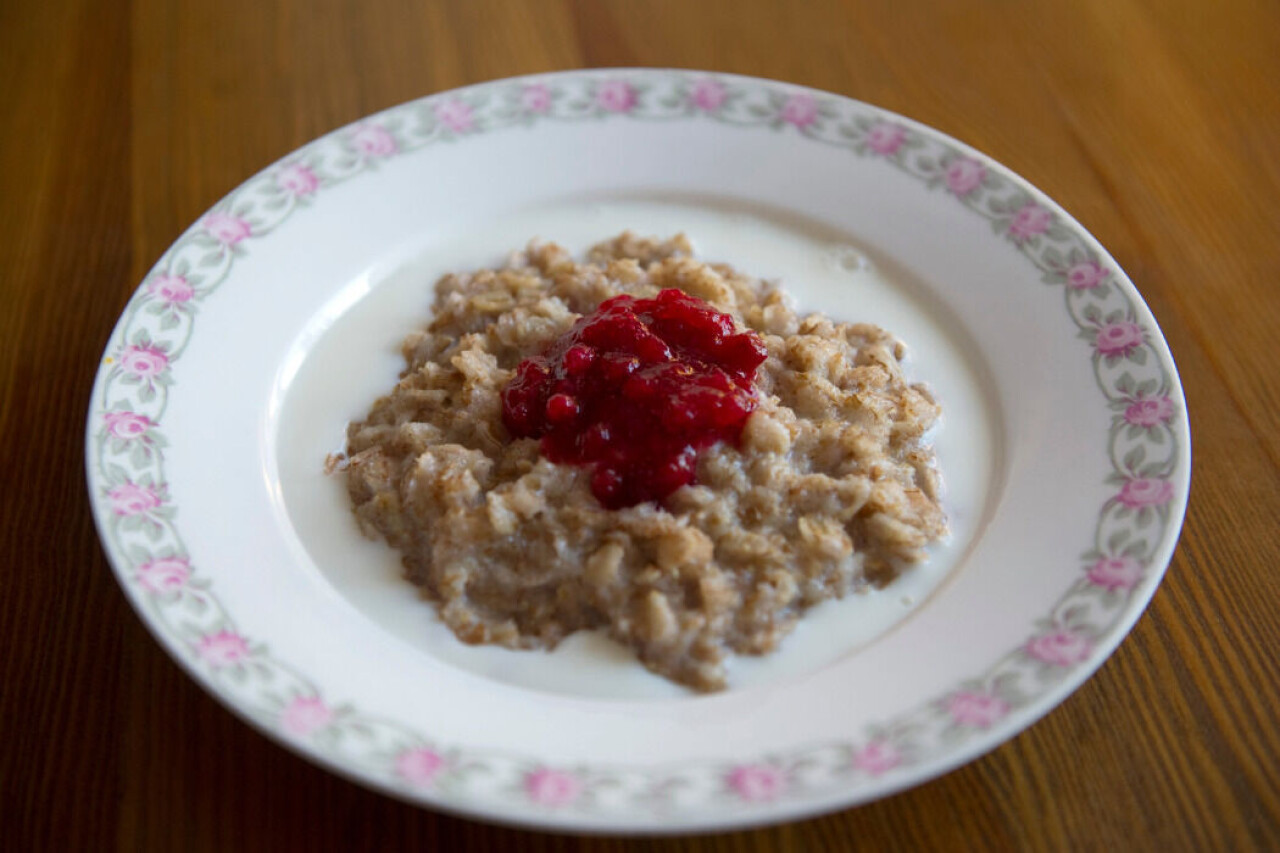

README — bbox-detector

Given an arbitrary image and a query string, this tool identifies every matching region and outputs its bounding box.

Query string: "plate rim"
[85,67,1191,832]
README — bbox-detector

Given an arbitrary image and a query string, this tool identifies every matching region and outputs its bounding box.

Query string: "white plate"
[86,70,1189,832]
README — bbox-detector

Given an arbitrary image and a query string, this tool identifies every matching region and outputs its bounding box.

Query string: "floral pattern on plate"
[87,70,1185,822]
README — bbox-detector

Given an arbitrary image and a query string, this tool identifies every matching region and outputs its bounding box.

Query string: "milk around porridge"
[342,233,946,691]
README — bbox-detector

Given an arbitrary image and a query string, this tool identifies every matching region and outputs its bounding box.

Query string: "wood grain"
[3,0,1278,849]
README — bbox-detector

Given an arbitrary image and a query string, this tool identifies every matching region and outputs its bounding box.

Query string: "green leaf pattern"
[87,72,1184,819]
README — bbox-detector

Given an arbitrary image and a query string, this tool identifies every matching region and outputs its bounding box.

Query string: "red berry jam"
[501,289,768,508]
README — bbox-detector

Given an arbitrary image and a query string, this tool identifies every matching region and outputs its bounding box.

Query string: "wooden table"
[4,0,1278,849]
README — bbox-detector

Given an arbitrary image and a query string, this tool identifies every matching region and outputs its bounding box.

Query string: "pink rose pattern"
[103,410,155,440]
[353,123,397,158]
[435,99,475,133]
[1095,321,1145,356]
[93,78,1184,797]
[276,163,319,196]
[397,747,446,786]
[108,481,162,516]
[282,696,333,736]
[203,211,252,245]
[945,157,986,195]
[120,344,169,378]
[525,768,583,807]
[851,740,902,776]
[946,691,1010,728]
[136,556,190,592]
[147,273,194,304]
[1008,202,1052,242]
[1067,260,1110,290]
[781,93,818,128]
[727,765,787,801]
[866,121,906,155]
[691,78,728,112]
[196,630,250,667]
[595,80,636,113]
[521,84,551,114]
[1117,477,1174,508]
[1124,396,1175,427]
[1088,556,1143,591]
[1026,629,1092,666]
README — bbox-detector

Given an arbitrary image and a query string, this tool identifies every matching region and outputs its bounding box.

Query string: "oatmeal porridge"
[343,233,947,691]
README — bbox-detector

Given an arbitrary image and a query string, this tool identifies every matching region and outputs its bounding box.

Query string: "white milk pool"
[273,196,1002,700]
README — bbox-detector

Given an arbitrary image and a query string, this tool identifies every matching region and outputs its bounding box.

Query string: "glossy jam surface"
[502,289,768,508]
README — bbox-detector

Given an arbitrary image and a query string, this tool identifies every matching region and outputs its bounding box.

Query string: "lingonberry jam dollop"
[502,288,768,508]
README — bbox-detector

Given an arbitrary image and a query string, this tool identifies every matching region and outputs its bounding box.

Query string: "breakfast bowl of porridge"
[86,70,1189,831]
